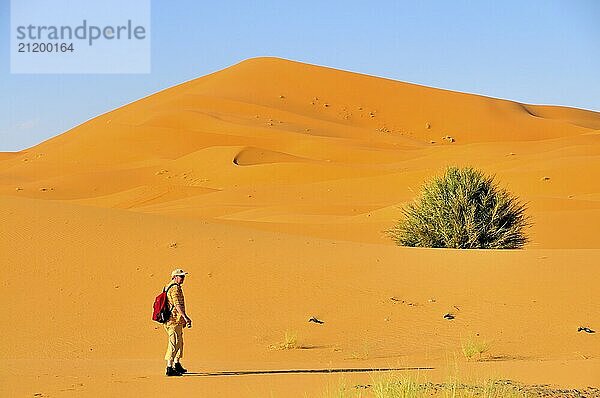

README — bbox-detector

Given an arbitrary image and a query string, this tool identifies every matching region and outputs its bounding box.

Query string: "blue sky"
[1,0,599,151]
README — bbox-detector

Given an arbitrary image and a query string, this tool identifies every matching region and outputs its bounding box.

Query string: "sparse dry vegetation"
[461,334,490,361]
[269,330,299,350]
[319,374,532,398]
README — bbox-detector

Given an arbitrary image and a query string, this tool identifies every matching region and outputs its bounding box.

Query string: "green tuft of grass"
[372,373,423,398]
[269,330,299,350]
[478,379,529,398]
[319,374,530,398]
[387,166,530,249]
[461,334,490,361]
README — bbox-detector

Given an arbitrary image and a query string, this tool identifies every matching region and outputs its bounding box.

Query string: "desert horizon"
[1,57,599,397]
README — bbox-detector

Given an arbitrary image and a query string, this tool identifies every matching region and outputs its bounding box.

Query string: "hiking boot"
[174,362,188,374]
[166,366,183,376]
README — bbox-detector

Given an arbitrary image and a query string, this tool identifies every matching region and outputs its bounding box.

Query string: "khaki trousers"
[164,323,184,361]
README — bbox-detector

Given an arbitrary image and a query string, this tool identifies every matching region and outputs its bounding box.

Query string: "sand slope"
[1,57,599,396]
[1,57,599,247]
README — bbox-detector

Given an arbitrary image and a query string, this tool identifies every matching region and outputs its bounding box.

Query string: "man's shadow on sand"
[184,367,434,377]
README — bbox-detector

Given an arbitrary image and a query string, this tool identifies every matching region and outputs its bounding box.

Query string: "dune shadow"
[184,366,434,377]
[233,147,313,166]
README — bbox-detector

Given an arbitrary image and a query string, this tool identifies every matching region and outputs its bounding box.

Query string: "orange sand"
[0,57,598,397]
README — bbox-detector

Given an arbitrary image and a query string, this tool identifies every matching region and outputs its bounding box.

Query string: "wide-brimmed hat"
[171,268,189,277]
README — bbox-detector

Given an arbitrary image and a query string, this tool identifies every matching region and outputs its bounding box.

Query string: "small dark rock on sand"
[578,326,595,333]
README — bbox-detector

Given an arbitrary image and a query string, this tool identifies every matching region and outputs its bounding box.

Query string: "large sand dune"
[1,57,599,397]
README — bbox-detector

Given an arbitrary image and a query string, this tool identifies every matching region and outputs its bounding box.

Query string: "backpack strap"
[163,283,179,293]
[163,283,179,310]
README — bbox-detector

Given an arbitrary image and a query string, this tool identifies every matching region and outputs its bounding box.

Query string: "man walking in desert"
[164,268,192,376]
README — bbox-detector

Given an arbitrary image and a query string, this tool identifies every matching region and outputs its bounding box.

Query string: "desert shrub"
[388,167,529,249]
[461,334,490,361]
[269,330,298,350]
[372,374,423,398]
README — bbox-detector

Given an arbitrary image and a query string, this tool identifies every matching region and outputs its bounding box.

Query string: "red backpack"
[152,283,178,323]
